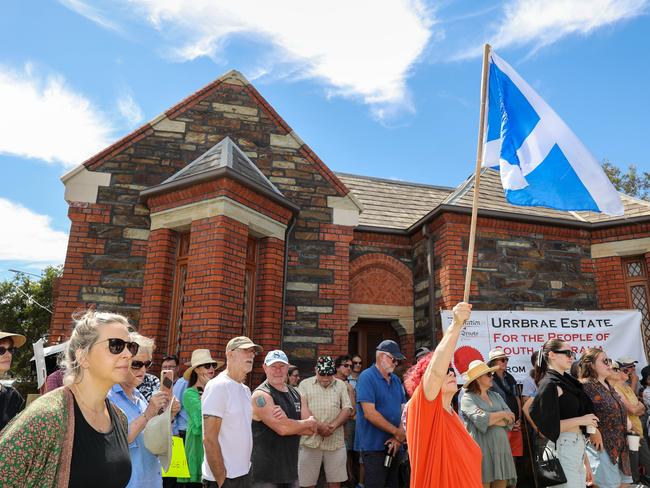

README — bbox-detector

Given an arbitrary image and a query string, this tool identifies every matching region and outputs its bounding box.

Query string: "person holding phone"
[109,333,180,488]
[529,340,598,488]
[0,310,138,487]
[460,360,517,488]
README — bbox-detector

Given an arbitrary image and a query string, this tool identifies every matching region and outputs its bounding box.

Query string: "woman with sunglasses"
[0,310,139,487]
[529,340,598,488]
[178,349,223,486]
[578,348,633,487]
[108,332,174,488]
[403,302,483,487]
[0,331,26,431]
[461,360,517,488]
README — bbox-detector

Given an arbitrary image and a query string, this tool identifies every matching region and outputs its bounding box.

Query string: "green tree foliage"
[602,160,650,200]
[0,266,62,396]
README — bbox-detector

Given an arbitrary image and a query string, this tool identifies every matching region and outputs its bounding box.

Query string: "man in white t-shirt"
[202,336,262,488]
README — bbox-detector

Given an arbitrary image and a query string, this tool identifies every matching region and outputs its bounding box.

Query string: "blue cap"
[264,349,289,366]
[376,340,405,360]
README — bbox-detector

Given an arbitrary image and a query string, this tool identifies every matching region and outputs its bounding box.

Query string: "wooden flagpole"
[463,43,492,302]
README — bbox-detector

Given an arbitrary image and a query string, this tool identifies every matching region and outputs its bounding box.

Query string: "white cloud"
[64,0,436,114]
[0,198,68,264]
[454,0,648,59]
[117,91,144,127]
[57,0,123,33]
[0,64,113,168]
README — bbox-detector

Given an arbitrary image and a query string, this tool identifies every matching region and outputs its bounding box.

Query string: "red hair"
[403,352,433,397]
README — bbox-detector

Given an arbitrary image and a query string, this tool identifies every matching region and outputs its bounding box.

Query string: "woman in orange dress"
[404,302,482,488]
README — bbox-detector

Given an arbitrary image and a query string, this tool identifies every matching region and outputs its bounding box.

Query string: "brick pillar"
[181,215,248,363]
[317,224,354,358]
[250,237,286,384]
[50,202,110,343]
[139,228,177,365]
[593,256,627,309]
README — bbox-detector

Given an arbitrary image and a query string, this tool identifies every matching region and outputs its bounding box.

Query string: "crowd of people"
[0,304,649,487]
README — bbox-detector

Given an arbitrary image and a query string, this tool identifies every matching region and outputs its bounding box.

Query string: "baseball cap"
[415,346,431,361]
[316,356,336,376]
[226,336,262,352]
[376,340,405,360]
[264,350,289,366]
[617,357,639,369]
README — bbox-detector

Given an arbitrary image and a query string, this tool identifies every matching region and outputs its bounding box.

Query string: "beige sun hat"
[143,400,173,471]
[183,349,224,381]
[463,360,500,389]
[488,347,509,363]
[0,331,26,348]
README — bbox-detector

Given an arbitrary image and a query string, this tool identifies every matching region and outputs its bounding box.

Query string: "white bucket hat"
[143,400,173,471]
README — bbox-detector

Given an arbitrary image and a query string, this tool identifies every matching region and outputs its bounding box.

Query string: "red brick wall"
[50,202,111,341]
[350,253,413,307]
[180,214,248,364]
[139,228,177,365]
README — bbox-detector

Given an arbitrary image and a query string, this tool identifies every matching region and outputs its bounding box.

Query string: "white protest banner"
[33,338,47,389]
[441,310,644,383]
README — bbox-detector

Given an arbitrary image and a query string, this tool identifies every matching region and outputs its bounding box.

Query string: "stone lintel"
[150,196,286,240]
[151,115,187,134]
[348,303,414,335]
[61,166,112,203]
[591,237,650,259]
[270,132,302,149]
[327,194,363,227]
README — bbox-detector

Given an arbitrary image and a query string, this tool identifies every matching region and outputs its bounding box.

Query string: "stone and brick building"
[50,70,650,378]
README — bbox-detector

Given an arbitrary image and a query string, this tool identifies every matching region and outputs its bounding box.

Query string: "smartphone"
[160,369,174,394]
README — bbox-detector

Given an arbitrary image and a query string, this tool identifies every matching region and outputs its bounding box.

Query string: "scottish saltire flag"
[482,51,624,216]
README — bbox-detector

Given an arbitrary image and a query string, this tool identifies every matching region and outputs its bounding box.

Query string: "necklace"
[71,385,110,432]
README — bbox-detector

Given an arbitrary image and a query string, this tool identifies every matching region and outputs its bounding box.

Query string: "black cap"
[376,340,405,360]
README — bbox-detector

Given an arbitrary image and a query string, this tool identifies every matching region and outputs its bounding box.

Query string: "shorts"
[298,446,348,486]
[585,443,633,488]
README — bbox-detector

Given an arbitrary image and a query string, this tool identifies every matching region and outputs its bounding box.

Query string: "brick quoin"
[50,202,111,342]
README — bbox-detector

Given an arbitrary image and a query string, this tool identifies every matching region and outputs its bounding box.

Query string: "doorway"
[348,320,399,368]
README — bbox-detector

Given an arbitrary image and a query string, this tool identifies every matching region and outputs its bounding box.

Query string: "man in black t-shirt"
[251,350,317,488]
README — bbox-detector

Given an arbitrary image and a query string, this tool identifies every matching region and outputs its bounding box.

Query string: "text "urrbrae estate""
[490,317,613,328]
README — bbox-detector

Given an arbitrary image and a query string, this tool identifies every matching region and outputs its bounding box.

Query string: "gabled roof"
[141,136,298,211]
[339,168,650,233]
[336,173,453,230]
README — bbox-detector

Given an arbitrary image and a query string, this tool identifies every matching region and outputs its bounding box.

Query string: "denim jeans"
[554,432,586,488]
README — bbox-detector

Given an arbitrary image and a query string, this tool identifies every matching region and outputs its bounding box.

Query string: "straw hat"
[183,349,223,381]
[0,331,26,348]
[143,400,173,471]
[463,360,499,389]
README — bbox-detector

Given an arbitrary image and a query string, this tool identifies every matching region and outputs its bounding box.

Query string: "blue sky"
[1,0,648,278]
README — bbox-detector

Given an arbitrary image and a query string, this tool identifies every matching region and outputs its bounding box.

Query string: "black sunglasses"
[199,363,218,370]
[552,349,576,359]
[447,367,456,376]
[352,360,362,365]
[96,338,139,356]
[0,346,17,356]
[341,363,352,368]
[131,360,152,370]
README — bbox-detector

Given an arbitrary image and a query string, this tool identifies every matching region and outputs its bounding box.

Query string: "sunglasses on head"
[0,346,17,356]
[131,360,152,370]
[552,349,576,359]
[96,338,139,356]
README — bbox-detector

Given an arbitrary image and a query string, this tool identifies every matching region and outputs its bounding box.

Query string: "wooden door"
[349,320,399,368]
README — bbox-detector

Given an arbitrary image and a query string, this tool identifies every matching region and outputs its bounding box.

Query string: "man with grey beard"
[354,340,406,488]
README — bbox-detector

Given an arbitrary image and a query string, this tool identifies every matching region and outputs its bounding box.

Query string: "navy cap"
[376,340,405,360]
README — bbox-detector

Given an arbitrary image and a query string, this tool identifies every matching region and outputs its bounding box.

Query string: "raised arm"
[422,302,472,401]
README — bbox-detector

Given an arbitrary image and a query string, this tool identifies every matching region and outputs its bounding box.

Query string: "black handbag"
[534,445,568,487]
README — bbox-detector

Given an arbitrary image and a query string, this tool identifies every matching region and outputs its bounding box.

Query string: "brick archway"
[349,253,414,359]
[350,253,413,307]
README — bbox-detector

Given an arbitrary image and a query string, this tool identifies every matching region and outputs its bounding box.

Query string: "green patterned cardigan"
[0,386,128,487]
